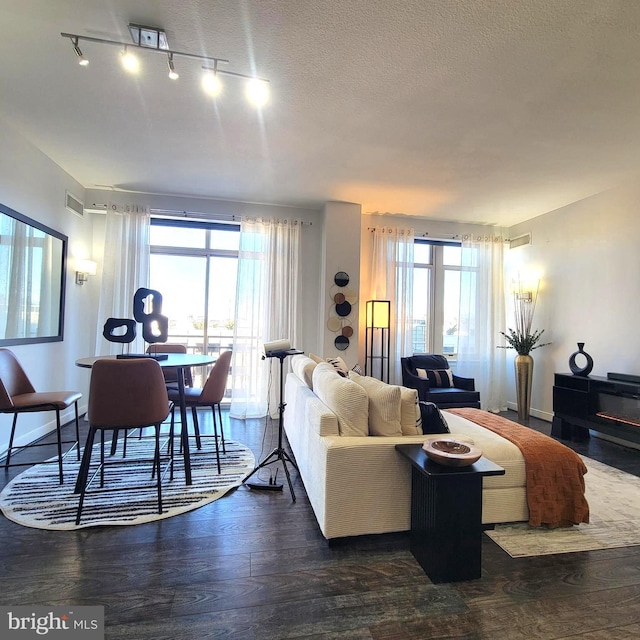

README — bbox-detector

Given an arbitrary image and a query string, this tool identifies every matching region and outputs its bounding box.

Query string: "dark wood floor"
[1,410,640,639]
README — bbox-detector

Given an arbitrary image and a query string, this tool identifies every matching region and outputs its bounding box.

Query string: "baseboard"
[505,402,553,422]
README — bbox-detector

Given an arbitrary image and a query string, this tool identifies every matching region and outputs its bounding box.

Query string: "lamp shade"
[366,300,390,329]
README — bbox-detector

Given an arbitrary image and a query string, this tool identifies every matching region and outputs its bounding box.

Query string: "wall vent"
[65,191,84,218]
[509,233,531,249]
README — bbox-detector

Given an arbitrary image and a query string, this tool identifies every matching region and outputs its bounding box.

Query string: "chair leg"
[217,403,226,454]
[154,424,163,514]
[75,427,97,525]
[4,414,18,470]
[100,431,107,488]
[74,402,81,461]
[169,407,175,482]
[191,406,202,449]
[211,406,221,474]
[55,408,64,484]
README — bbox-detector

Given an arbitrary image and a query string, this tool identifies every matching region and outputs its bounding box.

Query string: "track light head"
[245,78,269,108]
[71,37,89,66]
[121,46,139,73]
[202,69,223,97]
[167,53,179,80]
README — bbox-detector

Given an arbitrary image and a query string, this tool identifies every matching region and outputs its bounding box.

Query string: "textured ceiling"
[2,0,640,225]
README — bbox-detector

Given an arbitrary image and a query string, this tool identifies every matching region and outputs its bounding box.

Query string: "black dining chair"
[0,348,81,484]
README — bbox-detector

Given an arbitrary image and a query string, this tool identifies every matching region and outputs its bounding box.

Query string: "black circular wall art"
[334,271,349,287]
[335,301,352,317]
[334,335,349,351]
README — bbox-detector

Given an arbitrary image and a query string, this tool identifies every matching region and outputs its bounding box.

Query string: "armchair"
[400,354,480,409]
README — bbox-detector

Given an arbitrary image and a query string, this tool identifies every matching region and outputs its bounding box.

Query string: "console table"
[552,373,640,445]
[395,444,504,583]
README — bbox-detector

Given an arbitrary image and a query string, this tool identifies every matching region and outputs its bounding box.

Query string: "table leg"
[177,367,192,485]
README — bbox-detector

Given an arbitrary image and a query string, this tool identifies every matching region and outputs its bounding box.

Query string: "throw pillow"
[309,353,324,364]
[416,367,454,388]
[325,356,349,377]
[313,363,369,436]
[399,386,423,436]
[348,371,403,437]
[419,401,450,434]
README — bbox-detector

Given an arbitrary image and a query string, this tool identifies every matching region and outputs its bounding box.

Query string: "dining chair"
[0,348,81,484]
[146,343,193,388]
[168,350,232,474]
[74,357,174,525]
[110,343,193,458]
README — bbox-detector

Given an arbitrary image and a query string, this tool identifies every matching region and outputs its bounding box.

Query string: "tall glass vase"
[515,354,534,421]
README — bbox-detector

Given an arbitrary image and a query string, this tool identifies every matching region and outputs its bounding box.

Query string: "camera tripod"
[242,348,302,501]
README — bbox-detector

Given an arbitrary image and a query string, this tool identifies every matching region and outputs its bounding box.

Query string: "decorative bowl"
[422,438,482,467]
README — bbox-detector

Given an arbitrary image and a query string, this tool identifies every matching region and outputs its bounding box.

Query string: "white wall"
[0,118,94,451]
[507,180,640,420]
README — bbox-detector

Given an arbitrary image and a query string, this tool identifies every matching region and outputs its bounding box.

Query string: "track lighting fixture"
[61,24,270,107]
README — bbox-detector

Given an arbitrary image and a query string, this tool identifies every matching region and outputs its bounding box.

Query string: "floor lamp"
[365,300,391,383]
[243,344,302,501]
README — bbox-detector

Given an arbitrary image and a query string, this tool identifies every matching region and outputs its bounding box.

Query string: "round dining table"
[75,353,217,486]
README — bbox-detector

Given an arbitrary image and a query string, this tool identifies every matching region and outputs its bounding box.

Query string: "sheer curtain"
[230,218,301,419]
[369,226,414,384]
[94,205,150,355]
[456,233,507,412]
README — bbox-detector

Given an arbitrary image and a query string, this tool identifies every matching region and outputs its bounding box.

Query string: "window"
[149,217,240,394]
[413,240,462,359]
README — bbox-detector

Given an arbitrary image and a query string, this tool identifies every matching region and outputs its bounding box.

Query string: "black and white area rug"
[0,435,255,530]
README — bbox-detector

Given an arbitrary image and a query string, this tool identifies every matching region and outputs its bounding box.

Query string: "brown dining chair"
[169,350,232,474]
[0,348,81,484]
[74,357,174,525]
[146,343,193,388]
[111,343,192,457]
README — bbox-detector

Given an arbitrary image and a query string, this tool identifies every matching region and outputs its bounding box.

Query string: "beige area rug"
[486,455,640,557]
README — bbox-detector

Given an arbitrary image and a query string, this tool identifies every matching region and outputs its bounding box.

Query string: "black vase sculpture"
[569,342,594,377]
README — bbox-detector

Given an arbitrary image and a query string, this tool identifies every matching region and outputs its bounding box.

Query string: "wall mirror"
[0,202,67,345]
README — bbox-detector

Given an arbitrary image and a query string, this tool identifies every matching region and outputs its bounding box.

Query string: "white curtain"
[369,226,414,384]
[230,218,301,419]
[456,233,507,412]
[95,205,150,355]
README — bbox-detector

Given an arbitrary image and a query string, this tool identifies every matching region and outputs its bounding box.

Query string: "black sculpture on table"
[103,287,169,354]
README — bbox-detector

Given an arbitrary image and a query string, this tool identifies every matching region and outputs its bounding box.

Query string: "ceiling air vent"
[509,233,531,249]
[65,191,84,218]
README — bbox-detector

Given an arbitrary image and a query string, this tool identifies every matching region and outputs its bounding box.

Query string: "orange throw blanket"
[447,408,590,528]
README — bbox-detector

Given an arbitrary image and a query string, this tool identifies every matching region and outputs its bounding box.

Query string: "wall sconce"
[511,275,539,303]
[76,259,97,285]
[365,300,391,382]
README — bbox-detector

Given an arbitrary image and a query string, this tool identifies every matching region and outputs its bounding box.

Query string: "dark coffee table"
[396,443,505,583]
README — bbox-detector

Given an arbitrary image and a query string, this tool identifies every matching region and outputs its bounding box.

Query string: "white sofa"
[284,355,530,540]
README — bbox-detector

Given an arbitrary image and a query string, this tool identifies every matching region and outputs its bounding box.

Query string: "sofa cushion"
[416,367,454,388]
[313,363,369,436]
[419,401,450,434]
[347,372,403,437]
[291,354,317,389]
